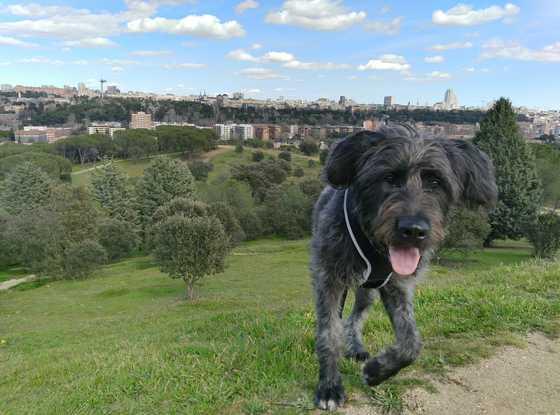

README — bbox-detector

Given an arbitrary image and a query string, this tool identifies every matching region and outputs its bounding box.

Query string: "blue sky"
[0,0,559,109]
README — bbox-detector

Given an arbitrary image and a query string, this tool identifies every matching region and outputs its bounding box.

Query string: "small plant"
[527,213,560,258]
[278,151,292,162]
[293,167,305,177]
[252,151,265,162]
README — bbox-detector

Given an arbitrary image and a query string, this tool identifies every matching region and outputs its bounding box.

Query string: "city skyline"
[1,1,559,109]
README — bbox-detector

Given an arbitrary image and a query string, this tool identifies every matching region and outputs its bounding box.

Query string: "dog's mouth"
[388,246,421,276]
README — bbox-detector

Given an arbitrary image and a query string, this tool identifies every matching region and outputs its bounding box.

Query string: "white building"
[88,122,125,138]
[444,89,459,110]
[215,123,254,140]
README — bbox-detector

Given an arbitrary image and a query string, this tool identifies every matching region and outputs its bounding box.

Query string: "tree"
[300,139,319,156]
[136,157,196,232]
[527,213,560,258]
[90,161,138,223]
[232,159,289,201]
[113,129,158,160]
[473,98,542,244]
[209,202,246,245]
[0,162,53,215]
[278,151,292,162]
[188,160,213,181]
[252,151,265,162]
[98,219,139,261]
[152,215,228,300]
[319,149,329,165]
[439,208,491,259]
[63,240,107,279]
[0,152,72,182]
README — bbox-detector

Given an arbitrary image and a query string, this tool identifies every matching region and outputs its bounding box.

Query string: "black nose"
[397,216,430,241]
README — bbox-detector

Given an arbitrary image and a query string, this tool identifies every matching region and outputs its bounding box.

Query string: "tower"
[444,89,458,110]
[100,78,107,101]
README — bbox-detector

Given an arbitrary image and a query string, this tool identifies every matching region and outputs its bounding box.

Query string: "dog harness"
[343,188,393,289]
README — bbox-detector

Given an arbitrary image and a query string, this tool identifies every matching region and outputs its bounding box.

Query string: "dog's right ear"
[325,131,384,188]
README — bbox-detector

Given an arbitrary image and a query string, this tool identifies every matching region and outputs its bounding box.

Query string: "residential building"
[130,111,154,129]
[444,89,459,110]
[384,96,395,107]
[0,113,19,130]
[88,122,125,138]
[106,85,120,95]
[16,126,72,144]
[233,124,254,140]
[254,125,270,141]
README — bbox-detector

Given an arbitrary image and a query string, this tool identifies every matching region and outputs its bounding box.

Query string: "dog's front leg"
[345,287,376,361]
[313,274,347,411]
[363,281,422,386]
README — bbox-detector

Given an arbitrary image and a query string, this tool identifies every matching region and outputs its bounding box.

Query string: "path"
[0,275,37,291]
[334,332,560,414]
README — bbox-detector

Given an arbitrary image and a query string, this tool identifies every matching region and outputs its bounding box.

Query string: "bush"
[319,149,329,165]
[63,240,107,279]
[238,210,263,241]
[278,151,292,162]
[293,167,305,177]
[440,208,491,257]
[235,142,244,153]
[209,202,246,245]
[299,139,319,156]
[188,160,214,181]
[308,159,317,168]
[527,213,560,258]
[98,219,140,261]
[252,151,265,162]
[152,215,229,299]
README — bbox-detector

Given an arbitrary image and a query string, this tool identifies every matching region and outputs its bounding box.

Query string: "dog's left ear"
[325,131,385,188]
[442,140,498,208]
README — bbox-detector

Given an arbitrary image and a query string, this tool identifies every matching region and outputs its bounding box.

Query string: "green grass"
[1,240,558,414]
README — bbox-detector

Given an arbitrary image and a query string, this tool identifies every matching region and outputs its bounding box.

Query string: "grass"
[1,239,559,414]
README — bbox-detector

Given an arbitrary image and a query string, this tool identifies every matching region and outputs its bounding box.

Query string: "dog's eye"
[383,174,402,188]
[423,174,442,189]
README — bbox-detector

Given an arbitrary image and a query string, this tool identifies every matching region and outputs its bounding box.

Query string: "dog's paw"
[363,358,399,387]
[315,382,345,411]
[346,350,370,362]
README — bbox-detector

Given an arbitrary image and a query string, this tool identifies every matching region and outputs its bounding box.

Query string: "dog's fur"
[311,125,497,411]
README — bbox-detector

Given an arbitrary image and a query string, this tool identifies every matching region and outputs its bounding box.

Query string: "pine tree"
[473,98,542,244]
[136,157,196,232]
[0,162,53,215]
[90,161,138,224]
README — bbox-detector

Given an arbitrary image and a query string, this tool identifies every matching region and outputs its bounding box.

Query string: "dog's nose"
[397,217,430,241]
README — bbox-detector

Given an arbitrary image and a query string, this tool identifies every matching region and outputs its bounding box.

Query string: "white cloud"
[380,5,391,15]
[481,39,560,62]
[71,59,89,65]
[283,60,350,70]
[364,17,403,35]
[266,0,367,31]
[405,71,452,81]
[240,67,288,80]
[424,55,445,63]
[112,66,125,72]
[465,66,476,72]
[100,58,140,66]
[358,54,410,72]
[244,88,262,94]
[251,43,263,50]
[0,35,38,48]
[130,50,172,56]
[163,62,207,69]
[432,3,520,26]
[63,37,117,48]
[430,41,473,51]
[3,3,72,17]
[262,51,296,63]
[18,57,64,65]
[235,0,259,14]
[227,49,260,62]
[127,15,245,39]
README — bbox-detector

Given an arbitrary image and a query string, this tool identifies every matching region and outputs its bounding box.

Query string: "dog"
[310,125,497,411]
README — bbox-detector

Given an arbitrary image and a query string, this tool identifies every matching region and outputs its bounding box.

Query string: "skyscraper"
[444,89,459,110]
[384,96,395,107]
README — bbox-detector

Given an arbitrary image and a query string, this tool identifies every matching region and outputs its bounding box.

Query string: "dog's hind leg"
[344,287,376,361]
[313,273,347,411]
[363,281,422,386]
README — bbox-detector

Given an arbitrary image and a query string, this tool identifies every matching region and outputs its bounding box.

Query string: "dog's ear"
[442,139,498,208]
[325,131,385,188]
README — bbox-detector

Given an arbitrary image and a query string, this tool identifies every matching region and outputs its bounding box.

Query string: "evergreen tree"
[136,157,196,232]
[0,162,53,215]
[90,161,138,224]
[473,98,542,244]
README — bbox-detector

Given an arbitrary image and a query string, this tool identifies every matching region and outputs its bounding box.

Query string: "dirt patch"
[0,275,36,291]
[404,332,560,415]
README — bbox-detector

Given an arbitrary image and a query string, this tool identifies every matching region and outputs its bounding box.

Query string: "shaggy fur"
[311,125,497,411]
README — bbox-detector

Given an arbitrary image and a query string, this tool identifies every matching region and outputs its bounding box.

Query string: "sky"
[0,0,559,109]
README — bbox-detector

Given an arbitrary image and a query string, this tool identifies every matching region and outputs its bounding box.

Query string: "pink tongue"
[389,246,421,276]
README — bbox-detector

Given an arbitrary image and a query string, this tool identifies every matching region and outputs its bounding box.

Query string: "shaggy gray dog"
[311,125,497,411]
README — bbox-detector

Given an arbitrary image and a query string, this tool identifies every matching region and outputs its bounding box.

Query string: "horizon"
[1,1,559,110]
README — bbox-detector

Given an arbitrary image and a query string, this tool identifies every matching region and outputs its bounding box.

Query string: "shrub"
[278,151,292,162]
[308,159,317,168]
[299,139,319,156]
[252,151,265,162]
[209,202,246,245]
[238,210,263,241]
[293,167,305,177]
[152,215,229,300]
[319,149,329,165]
[63,240,107,279]
[235,142,244,153]
[527,213,560,258]
[188,160,214,181]
[440,208,491,257]
[98,219,140,261]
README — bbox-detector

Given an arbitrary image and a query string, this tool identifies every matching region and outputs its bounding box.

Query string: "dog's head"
[325,125,497,276]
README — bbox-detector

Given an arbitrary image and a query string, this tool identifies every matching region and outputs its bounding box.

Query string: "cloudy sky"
[0,0,559,108]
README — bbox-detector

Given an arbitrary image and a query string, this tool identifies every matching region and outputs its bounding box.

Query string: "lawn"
[1,239,559,414]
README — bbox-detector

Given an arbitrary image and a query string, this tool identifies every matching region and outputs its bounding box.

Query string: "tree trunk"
[184,278,195,301]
